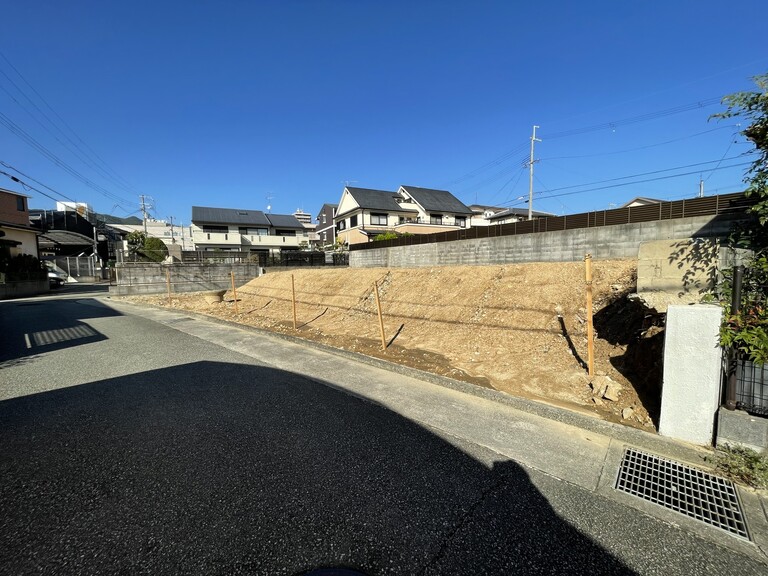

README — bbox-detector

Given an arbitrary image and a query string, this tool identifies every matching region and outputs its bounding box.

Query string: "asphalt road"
[0,289,766,575]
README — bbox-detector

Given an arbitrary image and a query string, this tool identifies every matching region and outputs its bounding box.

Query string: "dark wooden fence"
[351,192,753,251]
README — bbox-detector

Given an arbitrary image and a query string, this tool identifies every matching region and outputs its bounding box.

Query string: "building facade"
[0,188,39,259]
[190,206,308,258]
[334,185,473,245]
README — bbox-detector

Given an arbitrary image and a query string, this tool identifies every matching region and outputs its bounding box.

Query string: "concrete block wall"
[350,214,740,268]
[0,280,48,300]
[109,262,263,296]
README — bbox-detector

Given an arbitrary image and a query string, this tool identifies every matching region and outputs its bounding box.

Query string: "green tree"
[143,237,168,262]
[125,231,168,262]
[712,73,768,247]
[712,73,768,364]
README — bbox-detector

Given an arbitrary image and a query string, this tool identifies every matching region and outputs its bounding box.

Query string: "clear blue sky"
[1,1,766,224]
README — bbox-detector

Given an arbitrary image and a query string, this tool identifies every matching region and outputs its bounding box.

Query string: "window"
[337,220,346,231]
[16,196,25,211]
[350,214,358,227]
[239,227,267,235]
[370,213,387,226]
[430,214,443,225]
[202,225,228,234]
[456,216,466,228]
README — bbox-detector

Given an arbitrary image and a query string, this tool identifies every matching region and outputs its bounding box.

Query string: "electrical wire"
[539,125,736,161]
[0,168,75,205]
[539,97,722,140]
[512,155,752,198]
[504,161,751,206]
[0,50,138,193]
[0,110,136,209]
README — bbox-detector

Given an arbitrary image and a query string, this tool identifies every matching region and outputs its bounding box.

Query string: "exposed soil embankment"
[123,261,662,430]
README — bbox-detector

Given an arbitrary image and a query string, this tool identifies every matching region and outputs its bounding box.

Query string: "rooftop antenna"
[266,193,273,213]
[342,180,357,188]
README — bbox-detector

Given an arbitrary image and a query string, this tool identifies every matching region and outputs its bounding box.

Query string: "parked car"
[45,263,67,288]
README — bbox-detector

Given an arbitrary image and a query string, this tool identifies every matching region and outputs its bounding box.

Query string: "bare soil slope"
[124,261,660,430]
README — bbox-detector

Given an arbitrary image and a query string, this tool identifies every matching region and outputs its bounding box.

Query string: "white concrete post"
[659,305,723,445]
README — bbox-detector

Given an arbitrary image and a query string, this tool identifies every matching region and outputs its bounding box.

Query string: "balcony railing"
[192,231,301,247]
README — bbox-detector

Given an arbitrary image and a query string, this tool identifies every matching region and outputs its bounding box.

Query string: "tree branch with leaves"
[712,73,768,364]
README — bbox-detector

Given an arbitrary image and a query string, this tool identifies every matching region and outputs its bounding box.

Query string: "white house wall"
[4,229,38,258]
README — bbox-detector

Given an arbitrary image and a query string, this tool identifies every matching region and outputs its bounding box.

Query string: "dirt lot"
[121,260,664,431]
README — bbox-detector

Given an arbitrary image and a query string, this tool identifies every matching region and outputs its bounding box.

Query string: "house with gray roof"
[190,206,307,258]
[315,203,338,248]
[334,185,473,245]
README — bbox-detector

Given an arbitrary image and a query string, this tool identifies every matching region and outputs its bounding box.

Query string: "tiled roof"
[191,206,271,226]
[344,187,411,213]
[400,186,473,215]
[266,214,304,228]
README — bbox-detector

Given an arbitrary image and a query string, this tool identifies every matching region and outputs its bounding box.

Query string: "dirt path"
[122,260,659,430]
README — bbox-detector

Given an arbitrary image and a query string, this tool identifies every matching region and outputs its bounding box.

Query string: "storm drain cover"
[615,448,749,539]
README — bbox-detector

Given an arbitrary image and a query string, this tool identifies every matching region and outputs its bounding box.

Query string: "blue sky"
[1,1,766,224]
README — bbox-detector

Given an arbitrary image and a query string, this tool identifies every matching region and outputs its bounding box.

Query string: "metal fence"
[54,255,104,280]
[722,263,768,418]
[351,192,753,251]
[734,358,768,416]
[178,250,348,267]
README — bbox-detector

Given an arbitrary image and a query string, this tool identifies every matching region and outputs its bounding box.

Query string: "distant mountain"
[95,213,143,225]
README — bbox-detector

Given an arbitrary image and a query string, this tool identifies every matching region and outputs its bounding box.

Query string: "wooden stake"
[166,269,172,305]
[374,281,387,351]
[230,271,239,314]
[291,274,297,330]
[585,253,595,378]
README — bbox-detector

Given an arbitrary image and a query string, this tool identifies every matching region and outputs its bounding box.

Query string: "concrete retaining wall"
[109,262,263,296]
[350,214,739,268]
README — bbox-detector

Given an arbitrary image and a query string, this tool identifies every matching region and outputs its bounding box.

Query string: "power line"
[539,97,722,140]
[0,50,138,194]
[0,110,135,208]
[0,161,80,204]
[0,168,74,205]
[539,125,737,161]
[504,161,751,206]
[446,97,726,192]
[508,155,752,198]
[444,142,530,186]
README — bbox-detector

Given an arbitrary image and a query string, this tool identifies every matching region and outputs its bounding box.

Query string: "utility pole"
[139,195,149,234]
[528,125,541,221]
[168,216,176,244]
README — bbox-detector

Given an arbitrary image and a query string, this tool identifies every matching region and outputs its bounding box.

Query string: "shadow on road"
[0,360,635,575]
[0,297,122,367]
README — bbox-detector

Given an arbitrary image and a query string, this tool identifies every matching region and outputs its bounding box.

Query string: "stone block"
[659,305,723,445]
[717,408,768,452]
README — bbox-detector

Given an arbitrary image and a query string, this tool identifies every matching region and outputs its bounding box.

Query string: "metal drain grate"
[615,448,749,539]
